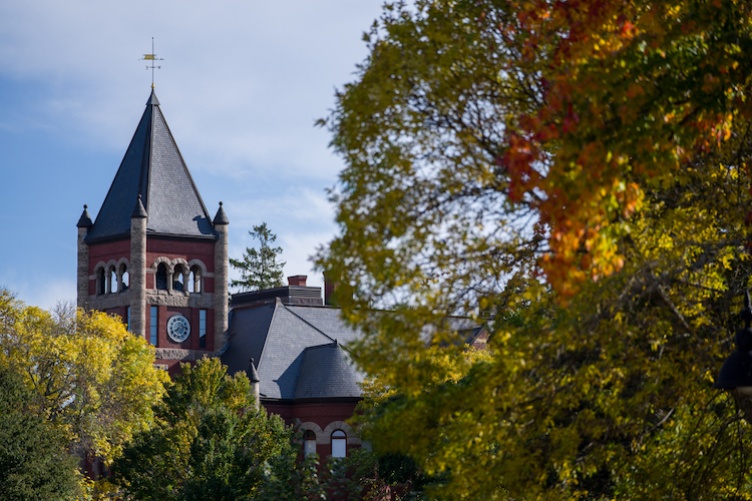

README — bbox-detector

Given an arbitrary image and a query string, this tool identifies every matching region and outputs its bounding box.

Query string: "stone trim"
[322,420,360,445]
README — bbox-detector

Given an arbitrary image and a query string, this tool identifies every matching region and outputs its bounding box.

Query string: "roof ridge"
[281,303,338,344]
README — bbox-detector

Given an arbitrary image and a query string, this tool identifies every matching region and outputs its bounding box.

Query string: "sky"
[0,1,385,309]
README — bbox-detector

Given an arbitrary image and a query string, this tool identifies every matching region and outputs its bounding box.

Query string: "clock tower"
[77,89,229,372]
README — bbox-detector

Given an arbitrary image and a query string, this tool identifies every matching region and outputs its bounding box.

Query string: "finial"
[141,37,164,88]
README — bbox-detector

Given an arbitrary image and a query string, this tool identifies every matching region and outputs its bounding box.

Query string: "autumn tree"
[0,290,168,467]
[114,357,293,500]
[317,0,752,498]
[230,222,286,291]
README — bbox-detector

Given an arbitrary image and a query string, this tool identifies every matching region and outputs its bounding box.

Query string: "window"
[97,268,106,295]
[331,430,347,458]
[156,263,168,290]
[303,430,317,457]
[199,310,207,348]
[173,264,186,292]
[119,263,129,292]
[150,306,158,345]
[109,267,117,294]
[126,307,131,332]
[189,265,202,293]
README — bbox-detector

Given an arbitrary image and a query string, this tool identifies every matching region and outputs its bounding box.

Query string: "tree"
[230,222,286,291]
[317,1,752,498]
[0,364,81,500]
[114,357,294,500]
[0,290,169,466]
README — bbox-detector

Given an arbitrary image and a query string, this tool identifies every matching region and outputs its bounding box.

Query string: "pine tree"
[230,223,286,291]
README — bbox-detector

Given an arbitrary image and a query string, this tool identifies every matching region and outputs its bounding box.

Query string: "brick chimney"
[288,275,308,287]
[324,272,336,306]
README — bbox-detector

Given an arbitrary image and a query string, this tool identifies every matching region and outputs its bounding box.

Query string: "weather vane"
[141,37,164,89]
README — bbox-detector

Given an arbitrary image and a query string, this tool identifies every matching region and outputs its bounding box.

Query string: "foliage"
[0,291,168,465]
[0,363,81,500]
[114,357,293,500]
[257,447,424,501]
[317,0,752,498]
[230,222,286,291]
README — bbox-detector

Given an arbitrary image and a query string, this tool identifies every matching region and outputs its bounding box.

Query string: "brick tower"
[76,89,229,372]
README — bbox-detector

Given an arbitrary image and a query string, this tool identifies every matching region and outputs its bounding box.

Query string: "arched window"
[156,263,168,290]
[119,263,129,292]
[109,266,117,294]
[173,264,186,292]
[97,268,106,295]
[303,430,317,457]
[189,265,202,293]
[331,430,347,458]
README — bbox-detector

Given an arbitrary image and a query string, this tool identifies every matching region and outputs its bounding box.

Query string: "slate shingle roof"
[222,300,363,401]
[85,90,215,243]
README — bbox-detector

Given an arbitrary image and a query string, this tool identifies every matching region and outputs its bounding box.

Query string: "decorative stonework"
[155,348,214,362]
[322,420,361,445]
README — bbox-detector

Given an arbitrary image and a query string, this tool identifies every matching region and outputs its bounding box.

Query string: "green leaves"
[318,0,752,498]
[114,358,293,500]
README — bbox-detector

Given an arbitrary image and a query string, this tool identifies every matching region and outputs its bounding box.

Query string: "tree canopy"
[0,291,169,466]
[318,0,752,498]
[230,222,286,291]
[114,357,293,500]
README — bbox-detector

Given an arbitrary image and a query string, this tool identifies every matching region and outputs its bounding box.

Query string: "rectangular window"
[199,310,207,348]
[150,306,158,346]
[126,307,131,332]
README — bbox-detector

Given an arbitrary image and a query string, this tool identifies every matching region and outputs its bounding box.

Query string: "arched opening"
[97,268,106,295]
[173,264,186,292]
[156,263,168,290]
[331,429,347,458]
[189,265,202,293]
[109,266,117,294]
[119,263,129,292]
[303,430,317,457]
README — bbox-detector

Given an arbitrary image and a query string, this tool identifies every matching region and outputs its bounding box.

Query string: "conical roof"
[85,90,215,243]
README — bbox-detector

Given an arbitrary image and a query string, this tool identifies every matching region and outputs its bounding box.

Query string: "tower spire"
[141,37,164,88]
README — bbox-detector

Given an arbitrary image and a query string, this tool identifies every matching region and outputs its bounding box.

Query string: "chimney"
[324,272,336,306]
[288,275,307,287]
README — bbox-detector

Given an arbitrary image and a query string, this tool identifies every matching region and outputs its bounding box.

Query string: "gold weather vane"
[141,37,164,89]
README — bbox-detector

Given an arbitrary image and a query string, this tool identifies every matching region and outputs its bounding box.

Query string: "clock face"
[167,314,191,343]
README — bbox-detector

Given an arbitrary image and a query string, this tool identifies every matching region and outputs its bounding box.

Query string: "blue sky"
[0,1,384,309]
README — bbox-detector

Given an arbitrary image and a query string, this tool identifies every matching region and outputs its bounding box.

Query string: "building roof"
[222,300,363,401]
[85,90,215,243]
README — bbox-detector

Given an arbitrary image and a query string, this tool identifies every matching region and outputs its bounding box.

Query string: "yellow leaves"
[0,299,167,465]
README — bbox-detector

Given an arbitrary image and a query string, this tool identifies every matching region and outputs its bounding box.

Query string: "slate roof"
[222,300,363,401]
[85,90,215,243]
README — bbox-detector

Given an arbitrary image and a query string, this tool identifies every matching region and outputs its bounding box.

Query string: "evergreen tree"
[0,364,81,500]
[230,223,286,291]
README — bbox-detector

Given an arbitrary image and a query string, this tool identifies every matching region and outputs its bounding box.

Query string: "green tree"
[114,357,293,500]
[317,1,752,498]
[0,364,81,500]
[230,222,286,291]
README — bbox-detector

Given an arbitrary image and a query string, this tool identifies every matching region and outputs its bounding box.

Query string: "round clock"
[167,314,191,343]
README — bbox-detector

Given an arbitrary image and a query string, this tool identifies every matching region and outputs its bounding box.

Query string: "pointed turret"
[77,205,93,228]
[213,201,229,226]
[132,195,147,219]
